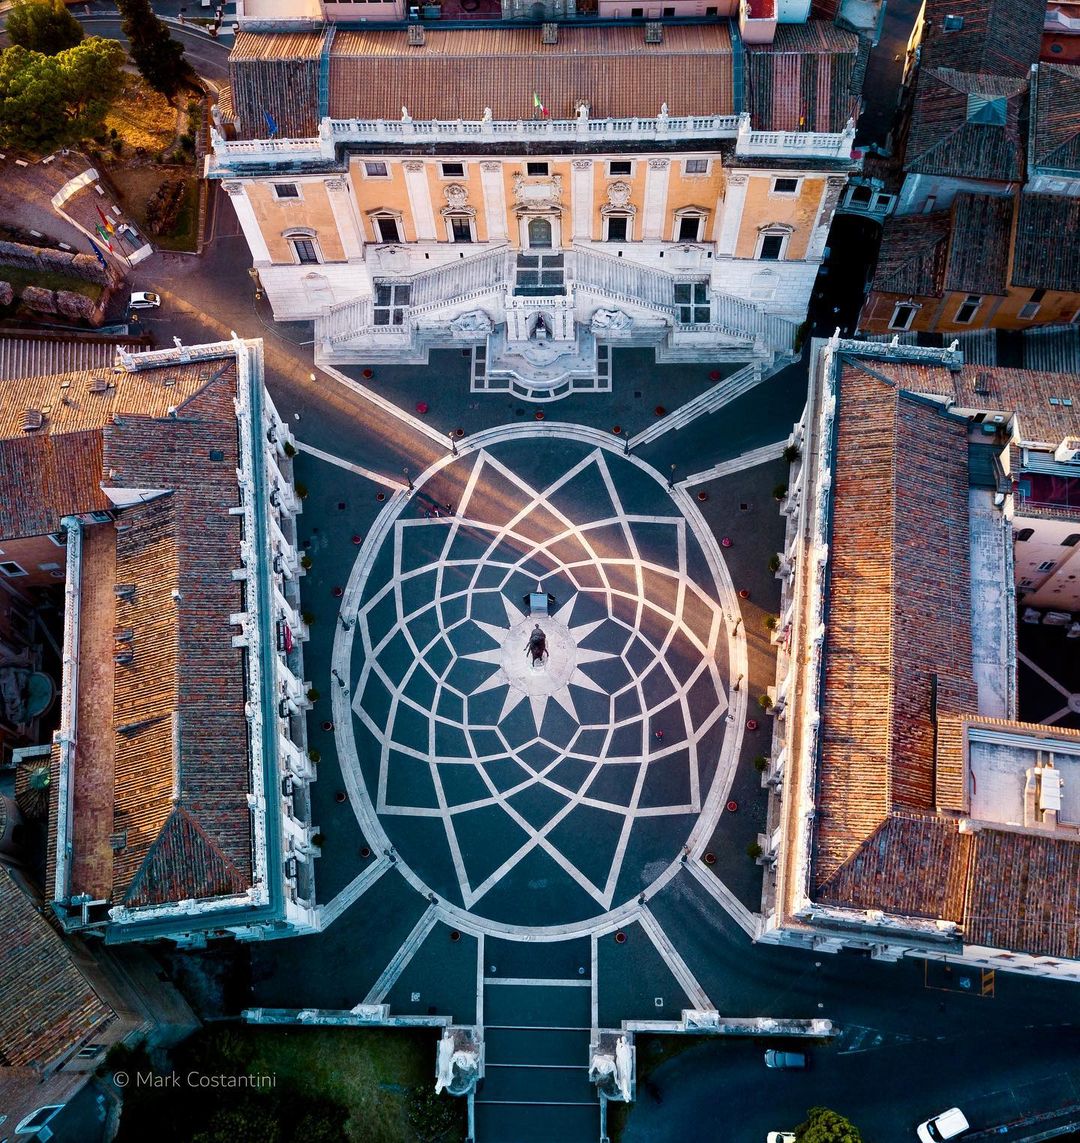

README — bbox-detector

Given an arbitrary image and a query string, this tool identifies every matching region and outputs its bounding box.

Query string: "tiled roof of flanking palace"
[0,358,254,911]
[811,355,1080,960]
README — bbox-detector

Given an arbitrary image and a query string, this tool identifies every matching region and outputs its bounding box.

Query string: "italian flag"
[533,92,548,118]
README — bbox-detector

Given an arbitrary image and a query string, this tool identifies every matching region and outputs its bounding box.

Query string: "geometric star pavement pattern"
[346,440,739,931]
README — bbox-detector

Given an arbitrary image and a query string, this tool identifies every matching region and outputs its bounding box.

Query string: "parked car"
[128,291,161,309]
[916,1108,970,1143]
[764,1049,808,1069]
[767,1133,797,1143]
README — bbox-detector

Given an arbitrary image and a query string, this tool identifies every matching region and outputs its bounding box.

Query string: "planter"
[359,846,371,858]
[450,930,461,942]
[416,401,429,414]
[321,720,334,732]
[655,406,666,416]
[738,589,750,599]
[376,492,386,502]
[352,535,362,545]
[704,851,717,865]
[697,491,708,502]
[534,410,545,421]
[362,368,374,380]
[332,586,344,598]
[454,427,465,438]
[721,537,733,548]
[612,425,622,435]
[614,931,627,944]
[746,719,758,731]
[726,800,739,813]
[334,790,347,804]
[709,370,721,381]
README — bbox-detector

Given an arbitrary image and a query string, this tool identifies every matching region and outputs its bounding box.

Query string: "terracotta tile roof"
[920,0,1046,78]
[878,361,1080,448]
[816,813,973,920]
[1031,63,1080,175]
[904,69,1027,182]
[943,193,1014,295]
[0,867,114,1068]
[0,430,108,538]
[744,23,863,133]
[965,830,1080,959]
[326,25,736,125]
[0,356,257,913]
[1012,194,1080,294]
[228,30,324,140]
[871,211,952,296]
[813,362,977,890]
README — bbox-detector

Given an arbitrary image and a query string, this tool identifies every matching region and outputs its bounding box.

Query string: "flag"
[264,110,279,137]
[88,239,108,270]
[95,205,116,235]
[532,92,547,118]
[94,224,114,252]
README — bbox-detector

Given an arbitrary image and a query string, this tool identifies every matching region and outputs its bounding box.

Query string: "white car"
[767,1134,796,1143]
[917,1107,970,1143]
[129,291,161,309]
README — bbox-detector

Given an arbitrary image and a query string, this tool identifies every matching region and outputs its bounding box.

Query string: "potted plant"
[295,481,309,500]
[767,553,781,573]
[782,444,801,463]
[753,754,769,773]
[772,482,788,502]
[308,748,321,763]
[301,610,316,626]
[758,693,774,712]
[763,614,779,632]
[283,441,297,458]
[746,841,763,860]
[300,555,313,570]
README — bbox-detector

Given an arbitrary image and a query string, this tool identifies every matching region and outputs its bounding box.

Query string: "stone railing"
[209,112,859,172]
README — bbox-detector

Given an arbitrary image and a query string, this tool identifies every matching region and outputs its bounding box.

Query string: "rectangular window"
[373,282,410,325]
[608,161,632,176]
[759,233,785,261]
[772,177,799,194]
[291,238,318,264]
[1037,560,1057,573]
[677,215,702,242]
[684,158,709,175]
[0,560,27,577]
[631,6,643,13]
[606,216,629,242]
[440,162,465,177]
[376,216,401,243]
[705,5,717,13]
[1018,302,1040,320]
[955,294,982,324]
[674,281,709,324]
[450,216,473,243]
[364,161,389,177]
[272,183,300,199]
[663,6,675,14]
[889,303,917,331]
[849,184,873,205]
[526,162,549,176]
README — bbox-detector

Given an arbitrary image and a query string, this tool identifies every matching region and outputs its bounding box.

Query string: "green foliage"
[753,754,769,773]
[782,443,802,464]
[746,841,763,859]
[310,832,325,847]
[116,0,190,97]
[6,0,84,54]
[763,613,779,632]
[300,554,313,569]
[306,688,320,703]
[145,178,187,236]
[407,1085,462,1143]
[295,482,309,499]
[190,1099,283,1143]
[758,693,774,711]
[0,38,124,151]
[301,610,315,625]
[773,482,789,501]
[283,440,297,458]
[796,1106,864,1143]
[767,553,782,573]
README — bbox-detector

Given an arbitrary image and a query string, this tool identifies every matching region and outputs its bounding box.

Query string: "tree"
[0,38,124,152]
[796,1106,864,1143]
[115,0,190,97]
[6,0,84,54]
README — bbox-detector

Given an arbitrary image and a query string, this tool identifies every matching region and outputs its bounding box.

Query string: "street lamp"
[448,429,458,457]
[668,463,676,491]
[403,465,413,491]
[247,266,262,301]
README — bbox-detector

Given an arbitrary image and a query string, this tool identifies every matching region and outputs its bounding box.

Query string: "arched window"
[527,218,553,248]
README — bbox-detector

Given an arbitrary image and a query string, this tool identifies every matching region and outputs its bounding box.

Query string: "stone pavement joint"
[294,439,408,490]
[318,854,394,929]
[682,439,791,487]
[638,906,713,1012]
[363,904,441,1004]
[685,857,762,939]
[321,363,455,450]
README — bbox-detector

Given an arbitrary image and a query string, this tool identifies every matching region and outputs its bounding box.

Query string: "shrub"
[767,553,781,573]
[746,842,763,860]
[301,610,315,625]
[772,482,788,501]
[295,481,309,499]
[758,693,774,711]
[300,554,313,570]
[782,443,801,464]
[307,748,321,763]
[753,754,769,773]
[144,177,186,236]
[283,440,297,457]
[764,614,778,632]
[306,687,319,703]
[310,832,325,848]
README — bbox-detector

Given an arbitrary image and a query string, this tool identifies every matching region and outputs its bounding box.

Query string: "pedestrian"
[654,729,664,741]
[445,502,454,516]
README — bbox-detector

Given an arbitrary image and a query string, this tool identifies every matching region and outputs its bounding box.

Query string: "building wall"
[860,286,1080,334]
[1015,512,1080,611]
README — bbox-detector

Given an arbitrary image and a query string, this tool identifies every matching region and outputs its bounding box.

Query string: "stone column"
[402,160,437,241]
[223,181,271,264]
[806,176,847,261]
[324,176,365,262]
[716,172,748,257]
[479,161,509,241]
[641,158,671,240]
[571,159,593,241]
